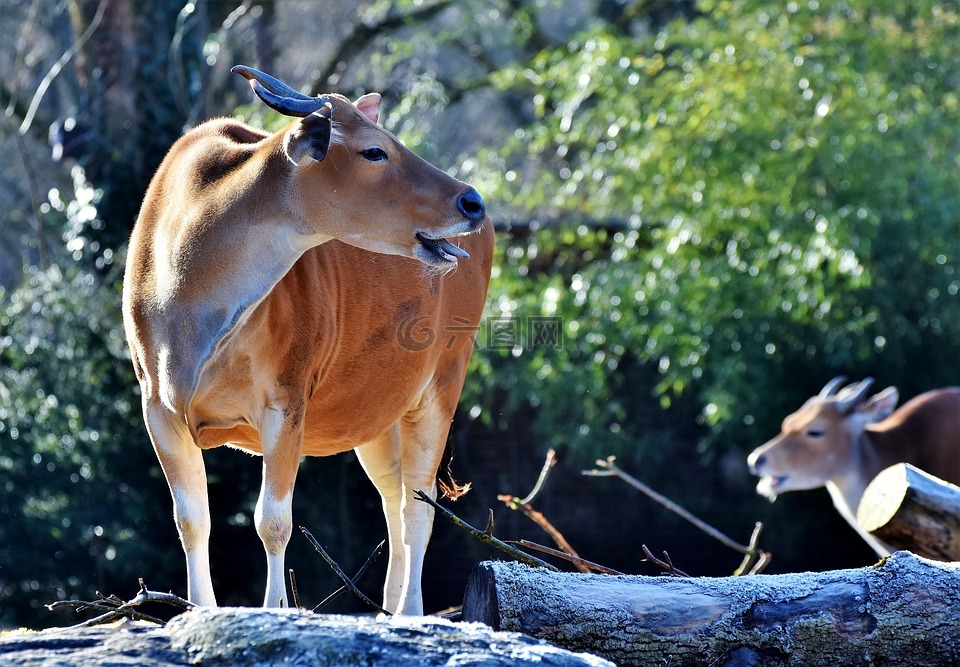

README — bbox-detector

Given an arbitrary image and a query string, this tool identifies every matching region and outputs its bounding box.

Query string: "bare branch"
[19,0,108,135]
[498,449,594,570]
[517,540,624,575]
[641,544,690,577]
[300,527,391,616]
[413,489,558,571]
[311,539,385,613]
[312,1,455,90]
[583,456,756,555]
[45,579,194,628]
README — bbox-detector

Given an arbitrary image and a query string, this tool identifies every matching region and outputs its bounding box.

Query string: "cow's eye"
[806,429,825,439]
[360,147,388,162]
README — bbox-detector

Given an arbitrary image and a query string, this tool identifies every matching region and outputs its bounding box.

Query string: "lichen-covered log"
[0,608,614,666]
[857,462,960,560]
[463,551,960,666]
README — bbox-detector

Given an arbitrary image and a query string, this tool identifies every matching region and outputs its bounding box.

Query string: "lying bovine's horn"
[818,376,848,398]
[232,65,328,117]
[835,377,875,414]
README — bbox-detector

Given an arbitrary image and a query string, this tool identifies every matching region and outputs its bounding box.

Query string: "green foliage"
[0,253,170,625]
[462,0,960,459]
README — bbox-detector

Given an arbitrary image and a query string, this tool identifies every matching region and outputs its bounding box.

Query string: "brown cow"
[122,66,493,614]
[748,377,960,555]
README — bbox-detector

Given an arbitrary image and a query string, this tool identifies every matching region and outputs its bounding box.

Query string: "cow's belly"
[190,359,429,457]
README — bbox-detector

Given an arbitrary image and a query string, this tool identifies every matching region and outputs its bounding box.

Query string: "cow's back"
[868,388,960,485]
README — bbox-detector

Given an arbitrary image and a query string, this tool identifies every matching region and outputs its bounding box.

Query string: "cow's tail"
[437,434,471,500]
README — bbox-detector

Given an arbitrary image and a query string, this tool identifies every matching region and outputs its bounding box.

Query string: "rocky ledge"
[0,607,614,666]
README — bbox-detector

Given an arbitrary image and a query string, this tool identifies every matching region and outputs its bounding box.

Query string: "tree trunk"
[463,551,960,666]
[857,462,960,560]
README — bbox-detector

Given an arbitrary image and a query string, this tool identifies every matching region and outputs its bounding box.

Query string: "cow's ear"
[284,103,333,165]
[354,93,381,124]
[858,386,899,422]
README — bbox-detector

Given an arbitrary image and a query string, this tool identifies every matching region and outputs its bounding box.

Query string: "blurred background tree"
[0,0,957,629]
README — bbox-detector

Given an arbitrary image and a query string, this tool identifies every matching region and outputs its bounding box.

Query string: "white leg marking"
[394,397,453,616]
[355,425,404,613]
[256,406,302,608]
[144,400,216,606]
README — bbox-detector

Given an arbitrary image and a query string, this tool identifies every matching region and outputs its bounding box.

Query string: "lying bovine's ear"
[354,93,381,124]
[283,102,333,165]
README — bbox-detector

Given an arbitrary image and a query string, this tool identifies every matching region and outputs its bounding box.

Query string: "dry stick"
[498,448,594,574]
[517,539,624,575]
[46,579,194,628]
[499,500,593,573]
[518,448,558,505]
[300,527,391,616]
[289,569,302,610]
[584,456,767,571]
[413,489,559,571]
[312,539,386,613]
[641,544,690,577]
[734,522,773,576]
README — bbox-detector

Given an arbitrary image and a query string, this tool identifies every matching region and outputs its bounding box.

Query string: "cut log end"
[857,462,960,560]
[857,463,910,533]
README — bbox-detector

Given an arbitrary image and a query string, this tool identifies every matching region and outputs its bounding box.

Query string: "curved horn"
[818,376,848,398]
[232,65,328,117]
[835,377,875,414]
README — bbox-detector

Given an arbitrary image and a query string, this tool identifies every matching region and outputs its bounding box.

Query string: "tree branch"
[45,578,194,628]
[312,0,455,90]
[300,527,391,615]
[516,539,623,575]
[413,489,558,571]
[583,456,770,572]
[19,0,108,135]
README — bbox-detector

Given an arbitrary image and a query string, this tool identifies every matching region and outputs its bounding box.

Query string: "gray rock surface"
[0,607,614,666]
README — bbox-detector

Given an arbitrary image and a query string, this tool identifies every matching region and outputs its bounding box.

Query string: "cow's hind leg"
[393,389,456,616]
[355,424,404,613]
[355,381,464,615]
[143,399,217,606]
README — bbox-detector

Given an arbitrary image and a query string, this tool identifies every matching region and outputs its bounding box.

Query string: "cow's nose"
[457,188,486,222]
[748,453,766,474]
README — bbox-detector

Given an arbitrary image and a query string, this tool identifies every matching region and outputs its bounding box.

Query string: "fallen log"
[462,551,960,666]
[857,462,960,561]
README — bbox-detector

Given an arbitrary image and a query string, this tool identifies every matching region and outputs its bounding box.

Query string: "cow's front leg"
[144,399,217,607]
[255,406,304,607]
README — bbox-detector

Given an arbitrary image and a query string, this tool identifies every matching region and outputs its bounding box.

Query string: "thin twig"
[300,527,391,615]
[498,498,590,573]
[413,489,558,571]
[289,569,302,610]
[517,540,624,575]
[519,448,557,505]
[733,522,773,576]
[584,457,753,554]
[312,539,385,613]
[641,544,690,577]
[45,579,194,628]
[432,604,463,619]
[498,448,591,572]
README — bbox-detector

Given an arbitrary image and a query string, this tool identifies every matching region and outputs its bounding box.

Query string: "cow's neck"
[159,217,327,417]
[825,432,884,515]
[824,433,893,556]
